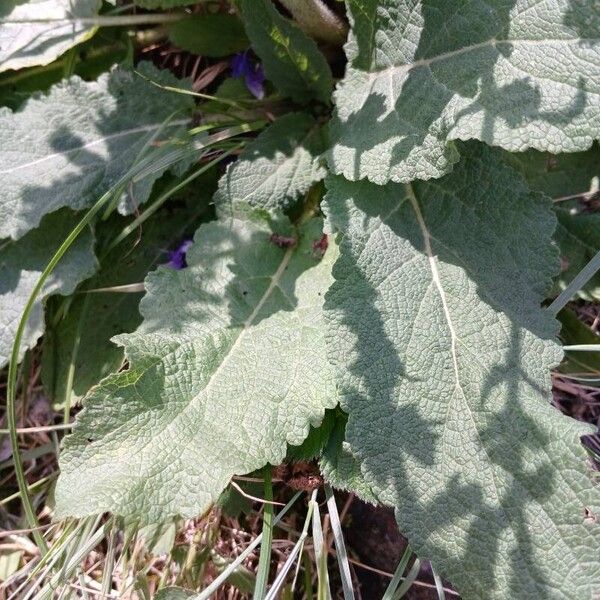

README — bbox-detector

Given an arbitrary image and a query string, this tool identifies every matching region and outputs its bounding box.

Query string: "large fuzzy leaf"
[0,0,100,73]
[327,0,600,184]
[214,113,326,215]
[0,63,194,241]
[41,190,212,405]
[324,143,600,599]
[239,0,333,103]
[0,26,130,111]
[56,212,337,523]
[0,209,97,368]
[504,146,600,300]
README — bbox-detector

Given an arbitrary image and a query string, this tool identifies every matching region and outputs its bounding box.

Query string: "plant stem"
[279,0,348,45]
[253,466,274,598]
[6,191,111,554]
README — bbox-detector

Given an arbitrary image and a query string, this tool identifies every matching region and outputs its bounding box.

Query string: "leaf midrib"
[366,37,596,81]
[105,241,298,479]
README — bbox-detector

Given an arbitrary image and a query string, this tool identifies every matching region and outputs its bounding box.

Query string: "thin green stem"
[6,190,111,553]
[254,467,274,599]
[1,14,185,26]
[196,492,302,600]
[106,143,242,252]
[62,293,91,423]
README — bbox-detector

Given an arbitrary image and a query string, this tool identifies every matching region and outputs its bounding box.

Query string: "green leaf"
[0,26,130,111]
[323,142,600,598]
[0,63,194,241]
[239,0,333,103]
[41,191,211,405]
[168,14,248,57]
[327,0,600,184]
[554,206,600,301]
[503,145,600,301]
[0,209,97,368]
[55,212,337,523]
[558,308,600,375]
[0,0,100,73]
[215,113,326,215]
[503,145,600,201]
[133,0,197,7]
[320,414,378,505]
[286,408,337,461]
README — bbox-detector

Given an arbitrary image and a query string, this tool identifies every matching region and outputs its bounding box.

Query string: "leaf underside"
[56,211,337,524]
[324,142,600,599]
[328,0,600,184]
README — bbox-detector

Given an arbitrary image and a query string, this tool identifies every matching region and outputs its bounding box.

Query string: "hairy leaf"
[504,146,600,300]
[0,0,100,73]
[56,212,337,523]
[0,210,97,368]
[328,0,600,184]
[239,0,333,103]
[0,63,194,241]
[41,193,210,405]
[558,308,600,375]
[324,143,600,598]
[215,113,326,215]
[320,415,378,505]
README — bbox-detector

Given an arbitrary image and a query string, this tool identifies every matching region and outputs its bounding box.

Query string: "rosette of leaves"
[3,1,597,599]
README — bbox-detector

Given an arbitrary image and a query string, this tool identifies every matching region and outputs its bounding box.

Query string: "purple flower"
[231,51,265,99]
[166,239,193,270]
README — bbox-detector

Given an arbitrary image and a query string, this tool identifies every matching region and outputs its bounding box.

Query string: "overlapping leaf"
[327,0,600,184]
[0,63,194,241]
[214,113,326,215]
[0,210,97,368]
[56,211,337,523]
[324,143,600,598]
[239,0,333,103]
[41,195,209,404]
[0,0,100,73]
[505,145,600,300]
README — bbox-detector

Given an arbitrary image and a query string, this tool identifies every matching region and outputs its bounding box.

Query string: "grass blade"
[195,491,302,600]
[264,489,317,600]
[324,484,354,600]
[382,546,412,600]
[548,249,600,315]
[431,564,446,600]
[394,558,422,599]
[311,496,331,600]
[253,467,274,599]
[563,344,600,351]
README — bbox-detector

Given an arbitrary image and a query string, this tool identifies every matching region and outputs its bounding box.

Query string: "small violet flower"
[166,239,193,270]
[231,51,265,99]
